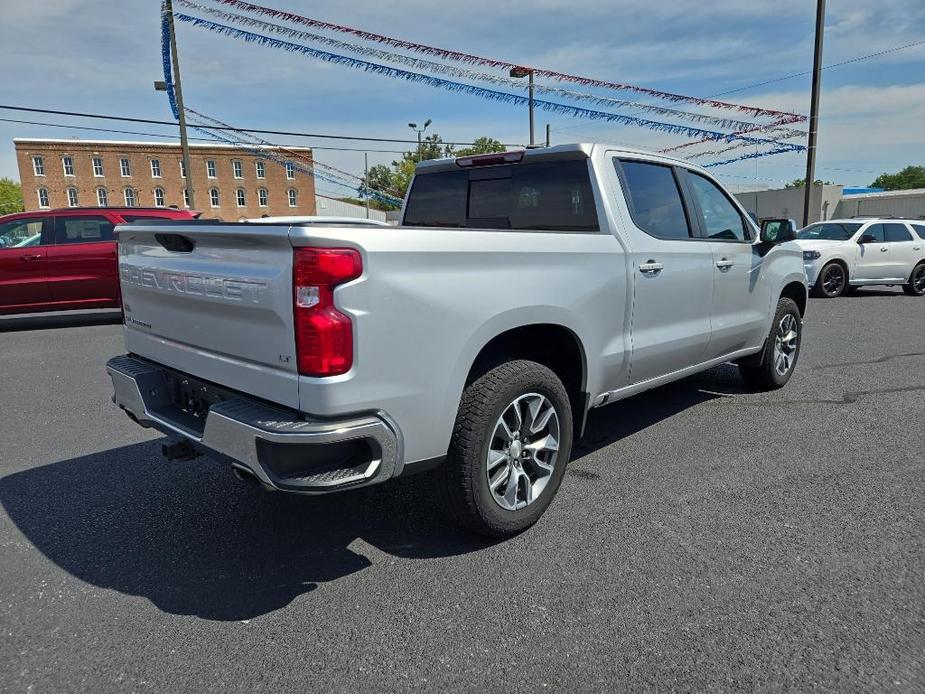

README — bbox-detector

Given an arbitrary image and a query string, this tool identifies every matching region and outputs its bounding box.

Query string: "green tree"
[0,177,24,215]
[870,165,925,190]
[361,133,508,205]
[785,178,831,188]
[454,137,506,157]
[403,133,454,164]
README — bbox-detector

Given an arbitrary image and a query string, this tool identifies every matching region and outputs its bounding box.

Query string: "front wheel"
[902,263,925,296]
[739,297,802,391]
[431,360,573,538]
[812,262,847,298]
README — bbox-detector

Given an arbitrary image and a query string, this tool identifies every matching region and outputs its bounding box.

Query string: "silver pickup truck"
[108,144,807,537]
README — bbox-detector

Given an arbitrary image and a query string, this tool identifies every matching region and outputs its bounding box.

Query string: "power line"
[0,116,406,154]
[0,104,523,147]
[710,38,925,98]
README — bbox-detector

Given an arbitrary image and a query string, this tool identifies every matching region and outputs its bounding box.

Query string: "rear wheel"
[813,262,847,298]
[902,263,925,296]
[739,297,802,391]
[431,359,573,538]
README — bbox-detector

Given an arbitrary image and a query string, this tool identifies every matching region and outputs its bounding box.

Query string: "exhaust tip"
[232,464,270,490]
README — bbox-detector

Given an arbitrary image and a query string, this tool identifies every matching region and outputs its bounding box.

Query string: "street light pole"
[408,119,432,162]
[510,67,536,146]
[802,0,826,227]
[163,0,196,209]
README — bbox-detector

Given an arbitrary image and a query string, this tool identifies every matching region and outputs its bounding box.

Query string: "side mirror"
[859,233,876,244]
[760,218,796,244]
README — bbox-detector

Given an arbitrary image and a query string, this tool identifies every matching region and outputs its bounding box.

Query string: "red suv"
[0,207,196,315]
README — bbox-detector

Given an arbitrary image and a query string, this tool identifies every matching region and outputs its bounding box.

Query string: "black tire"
[902,262,925,296]
[431,359,573,538]
[812,261,847,298]
[738,297,802,391]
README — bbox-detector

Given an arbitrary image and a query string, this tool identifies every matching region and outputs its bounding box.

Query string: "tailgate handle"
[155,233,195,253]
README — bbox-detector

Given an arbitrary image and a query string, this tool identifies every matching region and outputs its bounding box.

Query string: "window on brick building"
[256,161,265,179]
[236,188,246,207]
[97,188,108,207]
[179,159,186,178]
[124,188,137,207]
[37,187,49,208]
[33,156,45,176]
[151,159,162,178]
[154,187,165,207]
[206,160,217,178]
[62,156,75,176]
[210,188,219,207]
[183,187,190,208]
[66,187,79,207]
[288,188,298,207]
[93,157,104,176]
[285,161,295,179]
[258,187,268,207]
[120,158,131,177]
[233,160,243,179]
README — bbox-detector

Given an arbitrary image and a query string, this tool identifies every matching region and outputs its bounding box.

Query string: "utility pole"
[364,152,370,219]
[164,0,196,209]
[802,0,826,227]
[545,123,551,147]
[509,68,535,146]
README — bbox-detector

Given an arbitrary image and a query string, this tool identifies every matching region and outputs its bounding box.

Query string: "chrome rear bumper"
[106,355,401,494]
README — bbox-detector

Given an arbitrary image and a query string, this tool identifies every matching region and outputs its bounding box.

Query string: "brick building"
[14,138,316,220]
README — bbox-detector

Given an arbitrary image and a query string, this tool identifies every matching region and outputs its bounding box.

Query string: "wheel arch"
[780,280,808,317]
[465,323,590,437]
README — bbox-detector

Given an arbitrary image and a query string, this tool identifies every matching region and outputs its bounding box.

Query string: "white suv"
[796,218,925,298]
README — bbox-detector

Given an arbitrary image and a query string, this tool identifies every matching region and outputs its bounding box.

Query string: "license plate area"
[148,368,238,437]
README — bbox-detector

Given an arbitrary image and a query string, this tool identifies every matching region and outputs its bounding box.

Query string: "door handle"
[880,247,888,252]
[914,246,921,251]
[20,254,42,261]
[639,261,664,275]
[715,258,735,269]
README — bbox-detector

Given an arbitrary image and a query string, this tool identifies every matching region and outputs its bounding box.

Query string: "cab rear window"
[403,160,599,231]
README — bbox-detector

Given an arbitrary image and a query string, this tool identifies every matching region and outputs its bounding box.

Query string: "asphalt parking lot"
[1,290,923,693]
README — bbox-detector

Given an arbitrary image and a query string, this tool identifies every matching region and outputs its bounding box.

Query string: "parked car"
[796,218,925,298]
[107,144,807,537]
[0,207,196,315]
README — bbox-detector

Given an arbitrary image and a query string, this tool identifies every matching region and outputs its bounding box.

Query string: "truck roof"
[414,142,699,174]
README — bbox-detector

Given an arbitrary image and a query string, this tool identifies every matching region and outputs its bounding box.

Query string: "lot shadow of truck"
[0,370,734,622]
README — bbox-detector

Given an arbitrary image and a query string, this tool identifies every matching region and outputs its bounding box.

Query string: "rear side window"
[403,160,599,231]
[687,172,748,241]
[54,216,115,244]
[617,160,691,239]
[884,223,912,242]
[912,224,925,240]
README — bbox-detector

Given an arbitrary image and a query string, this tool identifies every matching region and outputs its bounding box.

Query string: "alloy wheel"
[913,265,925,294]
[486,393,560,511]
[822,265,845,297]
[773,313,799,377]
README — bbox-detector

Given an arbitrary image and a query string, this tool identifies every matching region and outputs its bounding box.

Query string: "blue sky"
[1,0,924,193]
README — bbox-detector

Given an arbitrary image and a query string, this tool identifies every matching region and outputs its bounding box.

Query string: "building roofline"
[13,137,312,151]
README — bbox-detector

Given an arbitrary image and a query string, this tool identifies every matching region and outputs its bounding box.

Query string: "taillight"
[293,247,362,376]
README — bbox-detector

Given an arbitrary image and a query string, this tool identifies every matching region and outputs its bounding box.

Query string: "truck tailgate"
[117,222,299,408]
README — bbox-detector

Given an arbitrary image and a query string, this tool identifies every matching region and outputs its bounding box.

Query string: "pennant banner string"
[177,0,804,137]
[211,0,804,123]
[185,106,406,200]
[174,13,805,152]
